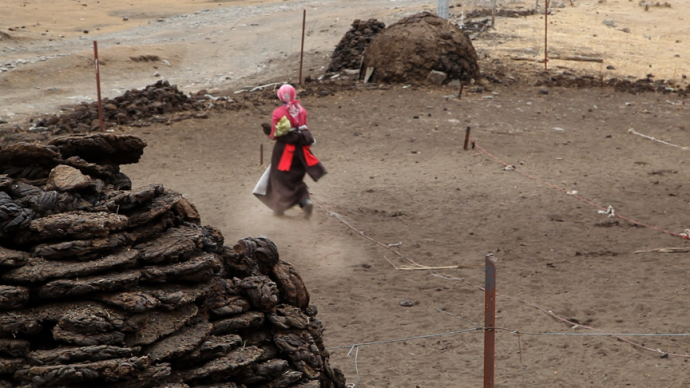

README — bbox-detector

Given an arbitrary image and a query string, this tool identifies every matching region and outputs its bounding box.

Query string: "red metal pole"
[544,0,549,70]
[299,10,306,86]
[93,41,105,132]
[484,253,497,388]
[463,126,472,150]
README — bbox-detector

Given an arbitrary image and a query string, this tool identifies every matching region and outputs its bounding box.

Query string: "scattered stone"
[602,19,616,27]
[607,65,616,70]
[539,88,549,95]
[427,70,448,85]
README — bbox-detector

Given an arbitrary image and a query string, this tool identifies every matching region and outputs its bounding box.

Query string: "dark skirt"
[255,141,326,212]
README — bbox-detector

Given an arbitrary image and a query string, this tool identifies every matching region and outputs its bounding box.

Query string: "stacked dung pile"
[326,19,385,73]
[0,134,346,388]
[362,12,480,85]
[32,81,206,135]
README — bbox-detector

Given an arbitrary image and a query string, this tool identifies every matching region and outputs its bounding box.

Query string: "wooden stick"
[635,247,690,254]
[553,55,604,63]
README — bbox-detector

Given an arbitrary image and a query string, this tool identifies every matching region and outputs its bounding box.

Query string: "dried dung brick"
[100,184,165,213]
[0,143,59,168]
[94,291,162,313]
[146,283,211,310]
[0,192,34,234]
[273,330,323,380]
[0,312,41,336]
[0,357,23,375]
[211,312,264,335]
[146,316,212,363]
[239,276,279,313]
[52,326,126,346]
[127,191,182,227]
[173,198,200,224]
[0,246,28,268]
[55,304,128,334]
[127,304,198,346]
[48,133,147,165]
[263,369,303,388]
[2,249,138,283]
[32,232,132,259]
[99,363,171,388]
[0,339,30,358]
[210,296,250,318]
[45,165,92,191]
[61,155,118,178]
[0,285,29,309]
[140,254,221,284]
[38,270,141,299]
[179,346,262,382]
[29,211,128,240]
[293,381,321,388]
[174,334,242,367]
[135,224,205,263]
[14,356,151,386]
[237,359,289,385]
[267,304,309,330]
[272,260,310,310]
[27,345,140,366]
[234,236,279,275]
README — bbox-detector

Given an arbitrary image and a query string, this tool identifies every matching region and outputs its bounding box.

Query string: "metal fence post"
[484,253,497,388]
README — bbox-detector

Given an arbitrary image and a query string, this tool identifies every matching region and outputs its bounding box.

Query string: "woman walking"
[253,84,326,219]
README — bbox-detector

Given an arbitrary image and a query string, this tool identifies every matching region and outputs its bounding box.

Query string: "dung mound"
[0,134,346,388]
[362,12,480,84]
[326,18,385,73]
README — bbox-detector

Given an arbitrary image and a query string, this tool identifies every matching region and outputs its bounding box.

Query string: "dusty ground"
[3,0,690,387]
[120,83,690,387]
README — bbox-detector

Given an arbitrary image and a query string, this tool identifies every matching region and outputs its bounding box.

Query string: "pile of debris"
[361,12,480,85]
[32,81,208,135]
[326,19,385,73]
[0,134,346,388]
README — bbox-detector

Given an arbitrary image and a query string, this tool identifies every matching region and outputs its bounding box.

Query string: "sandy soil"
[3,0,690,387]
[117,83,690,387]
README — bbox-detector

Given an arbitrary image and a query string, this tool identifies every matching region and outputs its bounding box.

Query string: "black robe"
[255,129,326,212]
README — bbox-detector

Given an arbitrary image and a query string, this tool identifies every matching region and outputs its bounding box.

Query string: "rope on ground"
[628,128,690,151]
[315,202,469,270]
[433,273,690,359]
[473,141,689,240]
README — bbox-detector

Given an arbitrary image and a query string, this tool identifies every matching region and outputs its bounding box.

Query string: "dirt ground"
[3,0,690,387]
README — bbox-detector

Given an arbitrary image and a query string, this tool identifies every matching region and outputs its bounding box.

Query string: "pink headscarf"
[277,84,302,118]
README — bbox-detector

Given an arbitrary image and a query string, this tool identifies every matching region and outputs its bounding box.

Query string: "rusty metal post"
[463,126,472,150]
[299,10,306,86]
[544,0,549,70]
[491,0,496,28]
[458,82,465,98]
[484,253,497,388]
[93,41,105,132]
[260,143,264,166]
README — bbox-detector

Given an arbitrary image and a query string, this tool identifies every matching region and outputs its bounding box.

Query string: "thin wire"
[314,202,427,268]
[434,273,690,359]
[327,327,481,350]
